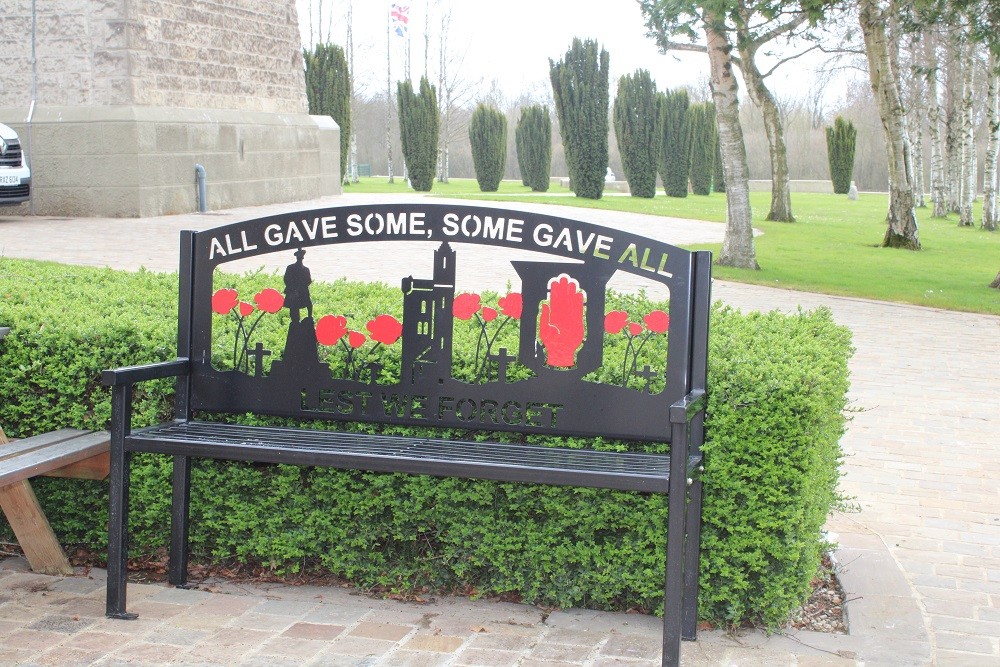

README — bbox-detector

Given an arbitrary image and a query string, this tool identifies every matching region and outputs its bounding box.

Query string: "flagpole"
[386,6,394,184]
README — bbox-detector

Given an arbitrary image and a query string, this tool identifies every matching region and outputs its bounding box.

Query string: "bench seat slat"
[0,429,90,460]
[0,430,111,487]
[126,421,673,493]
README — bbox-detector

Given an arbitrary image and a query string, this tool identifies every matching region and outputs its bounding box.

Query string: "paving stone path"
[1,193,998,665]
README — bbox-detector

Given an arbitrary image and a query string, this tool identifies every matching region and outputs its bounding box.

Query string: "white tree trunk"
[705,13,759,269]
[737,39,794,222]
[945,33,964,213]
[983,55,999,232]
[959,32,977,226]
[907,36,926,208]
[924,30,948,217]
[860,0,920,249]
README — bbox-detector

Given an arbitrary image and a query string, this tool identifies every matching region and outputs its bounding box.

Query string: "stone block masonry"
[0,0,340,217]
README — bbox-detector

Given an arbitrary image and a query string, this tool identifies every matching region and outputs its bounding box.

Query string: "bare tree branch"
[659,40,708,54]
[760,43,823,79]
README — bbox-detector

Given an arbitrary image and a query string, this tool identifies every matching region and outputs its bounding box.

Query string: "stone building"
[0,0,340,217]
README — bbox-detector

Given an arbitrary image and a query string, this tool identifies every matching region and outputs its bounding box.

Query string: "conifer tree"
[613,69,659,198]
[825,116,857,195]
[549,38,610,200]
[397,76,440,192]
[304,43,351,185]
[658,88,691,197]
[688,102,715,196]
[713,130,726,193]
[469,104,507,192]
[515,105,552,192]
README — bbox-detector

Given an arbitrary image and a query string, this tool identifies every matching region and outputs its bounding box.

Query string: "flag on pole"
[390,4,410,37]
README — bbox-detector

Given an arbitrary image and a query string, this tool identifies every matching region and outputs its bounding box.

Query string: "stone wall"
[0,0,337,217]
[0,0,306,113]
[130,0,307,113]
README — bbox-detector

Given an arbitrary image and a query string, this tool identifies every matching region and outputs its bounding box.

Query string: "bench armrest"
[102,358,190,386]
[669,389,706,425]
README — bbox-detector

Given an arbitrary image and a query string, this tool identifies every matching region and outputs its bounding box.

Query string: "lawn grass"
[343,177,1000,315]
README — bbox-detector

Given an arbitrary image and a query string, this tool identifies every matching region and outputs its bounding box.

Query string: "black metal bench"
[102,203,710,666]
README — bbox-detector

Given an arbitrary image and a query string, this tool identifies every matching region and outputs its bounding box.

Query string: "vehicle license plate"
[0,174,19,186]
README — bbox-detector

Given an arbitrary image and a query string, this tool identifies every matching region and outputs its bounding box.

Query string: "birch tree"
[639,0,759,269]
[957,22,977,227]
[924,29,948,216]
[983,52,999,231]
[905,35,927,208]
[732,7,810,222]
[944,31,964,213]
[858,0,921,249]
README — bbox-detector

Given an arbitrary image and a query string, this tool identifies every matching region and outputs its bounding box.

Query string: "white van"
[0,122,31,205]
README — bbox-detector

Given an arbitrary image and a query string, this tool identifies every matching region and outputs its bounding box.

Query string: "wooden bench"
[0,427,110,574]
[101,203,710,666]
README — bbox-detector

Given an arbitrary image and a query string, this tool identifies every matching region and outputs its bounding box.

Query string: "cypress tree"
[549,38,610,200]
[397,76,440,192]
[613,69,658,198]
[826,116,857,195]
[657,88,691,198]
[469,104,507,192]
[515,129,529,186]
[515,105,552,192]
[688,102,715,196]
[303,43,351,185]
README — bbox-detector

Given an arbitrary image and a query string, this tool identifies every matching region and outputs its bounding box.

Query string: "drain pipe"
[27,0,37,216]
[194,164,207,213]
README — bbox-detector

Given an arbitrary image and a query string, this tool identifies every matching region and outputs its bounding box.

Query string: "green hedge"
[0,258,852,629]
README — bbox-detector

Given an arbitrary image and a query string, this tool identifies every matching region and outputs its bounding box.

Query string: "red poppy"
[644,310,669,333]
[212,288,239,315]
[348,331,366,348]
[498,293,522,319]
[315,315,348,345]
[481,307,498,322]
[254,288,284,314]
[453,293,481,320]
[238,301,254,317]
[604,310,629,334]
[627,322,644,336]
[367,314,403,345]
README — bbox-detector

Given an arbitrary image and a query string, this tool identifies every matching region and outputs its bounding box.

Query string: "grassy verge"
[342,177,1000,315]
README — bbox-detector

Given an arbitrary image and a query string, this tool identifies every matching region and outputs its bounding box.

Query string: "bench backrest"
[175,203,710,443]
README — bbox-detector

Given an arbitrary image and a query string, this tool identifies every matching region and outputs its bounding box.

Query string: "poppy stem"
[622,333,635,387]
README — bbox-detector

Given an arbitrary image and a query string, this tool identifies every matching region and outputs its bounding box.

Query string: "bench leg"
[168,455,191,588]
[0,480,74,576]
[682,477,704,640]
[106,386,137,620]
[662,488,685,667]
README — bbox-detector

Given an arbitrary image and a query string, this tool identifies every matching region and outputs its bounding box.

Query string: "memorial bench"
[101,203,710,667]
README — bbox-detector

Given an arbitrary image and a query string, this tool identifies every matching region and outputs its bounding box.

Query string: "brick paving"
[2,193,998,665]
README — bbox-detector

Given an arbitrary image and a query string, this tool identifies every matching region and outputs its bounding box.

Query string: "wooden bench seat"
[0,428,110,574]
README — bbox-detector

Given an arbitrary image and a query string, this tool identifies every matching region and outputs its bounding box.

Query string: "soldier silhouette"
[283,248,313,323]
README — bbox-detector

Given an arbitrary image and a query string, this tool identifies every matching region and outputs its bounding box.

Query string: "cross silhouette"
[248,342,271,378]
[488,347,518,383]
[366,361,383,385]
[635,364,658,394]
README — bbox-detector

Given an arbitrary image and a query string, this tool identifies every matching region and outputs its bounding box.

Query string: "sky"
[295,0,848,105]
[298,1,713,100]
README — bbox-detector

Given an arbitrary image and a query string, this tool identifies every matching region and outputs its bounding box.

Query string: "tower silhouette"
[401,242,456,384]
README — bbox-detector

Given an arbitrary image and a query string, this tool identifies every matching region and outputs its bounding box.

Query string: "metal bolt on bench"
[102,203,710,667]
